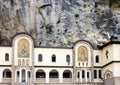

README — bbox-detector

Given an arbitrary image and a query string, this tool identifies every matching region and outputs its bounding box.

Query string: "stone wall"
[104,78,114,85]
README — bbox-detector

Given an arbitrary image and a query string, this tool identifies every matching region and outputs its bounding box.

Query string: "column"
[59,71,63,83]
[20,70,21,82]
[26,70,27,82]
[90,71,91,82]
[85,70,87,82]
[80,71,82,82]
[15,71,16,82]
[46,71,49,83]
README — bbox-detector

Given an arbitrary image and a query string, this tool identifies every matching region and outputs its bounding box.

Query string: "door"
[21,69,26,82]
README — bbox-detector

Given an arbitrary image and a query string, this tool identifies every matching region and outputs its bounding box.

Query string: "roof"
[99,41,120,49]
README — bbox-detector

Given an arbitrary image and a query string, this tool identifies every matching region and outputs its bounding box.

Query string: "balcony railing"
[2,78,11,83]
[63,78,72,83]
[36,78,45,83]
[49,78,59,83]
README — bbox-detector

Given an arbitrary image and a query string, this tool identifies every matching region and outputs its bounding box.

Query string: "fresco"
[18,39,29,58]
[78,46,88,61]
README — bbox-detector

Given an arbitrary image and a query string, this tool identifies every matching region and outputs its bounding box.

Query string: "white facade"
[0,33,120,85]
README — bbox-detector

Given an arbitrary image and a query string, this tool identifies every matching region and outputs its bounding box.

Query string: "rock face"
[0,0,120,48]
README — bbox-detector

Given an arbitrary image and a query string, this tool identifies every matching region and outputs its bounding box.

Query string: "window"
[105,50,109,59]
[82,70,85,78]
[66,55,70,62]
[87,72,89,78]
[99,70,102,79]
[36,70,45,78]
[77,72,80,78]
[49,70,58,78]
[63,70,72,78]
[28,71,31,78]
[5,53,9,61]
[94,70,97,79]
[96,55,99,63]
[38,54,42,62]
[52,55,56,62]
[17,71,19,77]
[3,69,11,78]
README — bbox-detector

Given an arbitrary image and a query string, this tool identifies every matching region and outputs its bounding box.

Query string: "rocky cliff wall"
[0,0,120,48]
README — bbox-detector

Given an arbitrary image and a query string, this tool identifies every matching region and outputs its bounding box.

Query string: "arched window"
[28,71,31,78]
[36,70,45,78]
[10,0,14,7]
[52,54,56,62]
[5,53,9,61]
[82,70,85,78]
[87,72,89,78]
[3,69,11,78]
[96,55,99,63]
[63,70,72,78]
[66,55,70,62]
[17,71,19,77]
[106,73,111,79]
[99,70,102,79]
[94,70,97,79]
[77,72,80,78]
[49,70,58,78]
[38,54,42,62]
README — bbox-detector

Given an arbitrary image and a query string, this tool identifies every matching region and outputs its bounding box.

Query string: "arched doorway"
[21,69,26,82]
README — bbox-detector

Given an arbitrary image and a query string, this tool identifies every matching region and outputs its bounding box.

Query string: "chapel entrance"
[21,69,26,82]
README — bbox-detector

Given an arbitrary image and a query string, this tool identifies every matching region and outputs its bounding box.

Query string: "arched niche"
[73,40,93,67]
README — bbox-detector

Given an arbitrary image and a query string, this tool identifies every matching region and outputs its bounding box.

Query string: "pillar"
[59,71,63,83]
[46,71,49,83]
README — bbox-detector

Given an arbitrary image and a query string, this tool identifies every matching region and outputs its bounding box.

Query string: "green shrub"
[75,14,79,18]
[45,24,53,34]
[110,35,118,41]
[83,4,87,8]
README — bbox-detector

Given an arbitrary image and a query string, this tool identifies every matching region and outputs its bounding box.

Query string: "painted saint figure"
[78,46,88,61]
[81,48,85,60]
[19,43,29,57]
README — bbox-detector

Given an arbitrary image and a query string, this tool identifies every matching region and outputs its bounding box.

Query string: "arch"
[36,69,45,78]
[49,70,59,78]
[74,40,94,49]
[104,70,113,79]
[63,70,72,78]
[12,33,35,46]
[3,69,11,78]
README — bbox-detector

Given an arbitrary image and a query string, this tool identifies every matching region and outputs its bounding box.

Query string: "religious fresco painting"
[78,46,88,61]
[18,39,29,58]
